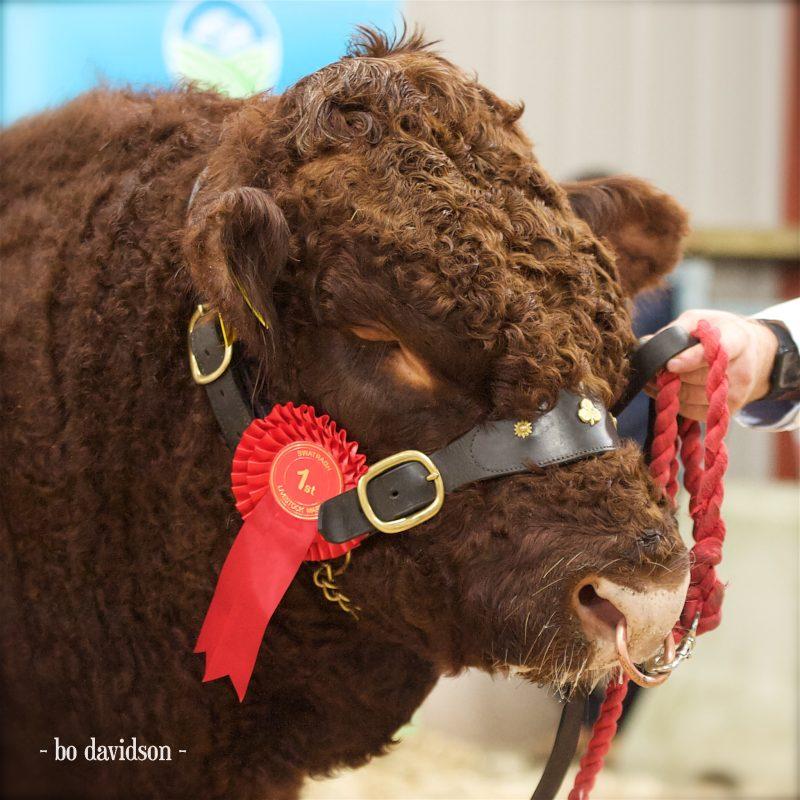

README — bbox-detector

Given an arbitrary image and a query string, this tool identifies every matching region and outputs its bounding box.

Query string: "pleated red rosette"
[231,403,367,561]
[195,403,367,701]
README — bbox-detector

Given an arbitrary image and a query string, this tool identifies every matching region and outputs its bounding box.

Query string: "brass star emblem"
[513,420,533,439]
[578,398,602,426]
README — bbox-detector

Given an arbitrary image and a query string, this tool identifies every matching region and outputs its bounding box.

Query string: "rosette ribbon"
[195,403,367,701]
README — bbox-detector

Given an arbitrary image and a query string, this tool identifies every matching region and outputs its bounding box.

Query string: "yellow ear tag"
[233,277,269,330]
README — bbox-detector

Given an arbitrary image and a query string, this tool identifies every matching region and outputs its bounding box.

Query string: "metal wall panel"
[405,0,788,227]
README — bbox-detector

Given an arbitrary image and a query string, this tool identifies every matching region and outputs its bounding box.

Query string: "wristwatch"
[757,319,800,401]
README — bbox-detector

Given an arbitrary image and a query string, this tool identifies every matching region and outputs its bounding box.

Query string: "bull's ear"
[183,186,289,339]
[561,176,689,296]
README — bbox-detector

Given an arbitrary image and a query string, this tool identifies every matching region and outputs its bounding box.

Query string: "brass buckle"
[357,450,445,534]
[188,304,234,385]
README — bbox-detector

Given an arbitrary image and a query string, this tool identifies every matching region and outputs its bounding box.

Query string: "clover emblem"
[578,398,602,426]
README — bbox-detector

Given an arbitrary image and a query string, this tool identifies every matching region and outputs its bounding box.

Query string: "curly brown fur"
[1,28,688,800]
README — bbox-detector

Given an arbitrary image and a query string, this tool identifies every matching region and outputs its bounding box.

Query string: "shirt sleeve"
[736,297,800,432]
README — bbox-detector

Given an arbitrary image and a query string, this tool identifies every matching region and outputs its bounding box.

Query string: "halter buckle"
[357,450,445,534]
[188,304,235,385]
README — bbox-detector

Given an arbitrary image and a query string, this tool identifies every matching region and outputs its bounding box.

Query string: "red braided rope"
[566,675,629,800]
[568,321,729,799]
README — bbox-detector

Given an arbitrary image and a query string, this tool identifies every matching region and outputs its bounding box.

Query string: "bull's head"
[184,28,690,693]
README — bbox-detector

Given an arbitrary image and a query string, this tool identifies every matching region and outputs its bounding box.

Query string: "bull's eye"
[350,324,397,343]
[349,324,436,390]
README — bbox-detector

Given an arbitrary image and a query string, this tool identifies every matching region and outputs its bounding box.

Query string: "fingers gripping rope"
[569,321,730,799]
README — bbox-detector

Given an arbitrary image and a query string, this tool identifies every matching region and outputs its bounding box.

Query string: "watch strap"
[757,318,800,401]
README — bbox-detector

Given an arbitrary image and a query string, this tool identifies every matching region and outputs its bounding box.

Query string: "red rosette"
[196,403,367,700]
[230,403,367,561]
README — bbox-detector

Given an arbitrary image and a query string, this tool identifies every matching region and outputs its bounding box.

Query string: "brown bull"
[0,28,690,800]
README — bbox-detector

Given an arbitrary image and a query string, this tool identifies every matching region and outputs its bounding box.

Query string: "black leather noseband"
[318,391,619,543]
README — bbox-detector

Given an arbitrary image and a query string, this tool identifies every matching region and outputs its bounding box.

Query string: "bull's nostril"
[574,580,626,634]
[574,574,690,667]
[641,528,664,545]
[578,583,599,607]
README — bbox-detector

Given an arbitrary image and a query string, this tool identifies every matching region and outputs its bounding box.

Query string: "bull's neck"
[246,573,439,779]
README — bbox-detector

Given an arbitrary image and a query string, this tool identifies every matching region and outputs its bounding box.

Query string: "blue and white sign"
[1,1,400,125]
[163,1,282,97]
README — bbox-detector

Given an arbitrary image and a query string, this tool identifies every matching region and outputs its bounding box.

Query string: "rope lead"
[569,320,730,799]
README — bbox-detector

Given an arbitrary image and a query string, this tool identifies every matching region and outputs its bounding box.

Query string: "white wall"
[405,0,790,228]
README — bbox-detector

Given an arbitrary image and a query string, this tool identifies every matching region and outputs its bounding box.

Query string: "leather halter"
[189,309,694,539]
[188,306,696,799]
[190,309,627,535]
[318,390,619,542]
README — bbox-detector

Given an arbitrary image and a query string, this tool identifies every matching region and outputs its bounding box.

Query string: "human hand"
[645,309,779,421]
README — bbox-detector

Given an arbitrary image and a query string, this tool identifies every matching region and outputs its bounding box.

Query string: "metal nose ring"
[614,614,700,689]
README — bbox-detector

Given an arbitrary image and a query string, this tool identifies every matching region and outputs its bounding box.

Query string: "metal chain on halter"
[569,320,731,800]
[312,551,361,619]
